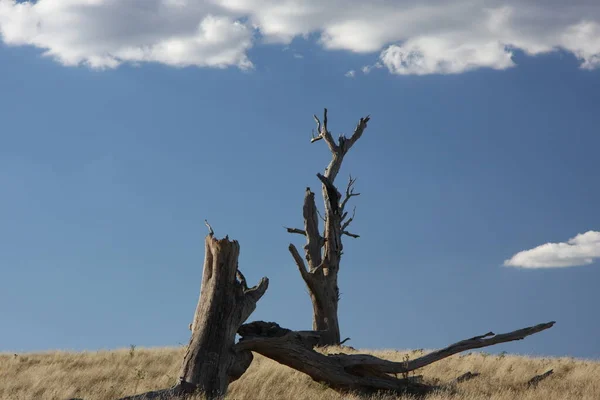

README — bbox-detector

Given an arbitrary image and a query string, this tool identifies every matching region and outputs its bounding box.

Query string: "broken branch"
[343,115,370,154]
[527,370,554,387]
[204,219,214,236]
[340,321,556,374]
[285,227,306,236]
[341,207,357,231]
[342,231,360,239]
[288,243,310,281]
[235,320,554,396]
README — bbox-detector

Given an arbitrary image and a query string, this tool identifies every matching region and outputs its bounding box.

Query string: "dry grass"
[1,346,598,400]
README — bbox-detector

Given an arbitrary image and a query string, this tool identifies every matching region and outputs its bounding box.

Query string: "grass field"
[1,346,598,400]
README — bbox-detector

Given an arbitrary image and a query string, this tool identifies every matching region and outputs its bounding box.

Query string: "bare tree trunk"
[117,228,268,400]
[286,108,369,345]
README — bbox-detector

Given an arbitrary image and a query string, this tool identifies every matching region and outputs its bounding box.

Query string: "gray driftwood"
[117,229,268,400]
[286,108,369,345]
[235,320,555,396]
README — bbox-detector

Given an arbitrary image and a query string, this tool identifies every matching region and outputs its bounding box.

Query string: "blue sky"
[1,1,600,360]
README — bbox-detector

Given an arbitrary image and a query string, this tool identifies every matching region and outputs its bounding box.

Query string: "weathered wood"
[236,321,433,396]
[287,108,369,345]
[236,320,555,396]
[527,369,554,387]
[117,232,268,400]
[180,234,268,398]
[451,371,480,384]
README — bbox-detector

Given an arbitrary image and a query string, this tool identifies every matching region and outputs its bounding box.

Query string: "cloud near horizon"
[504,231,600,269]
[0,1,599,74]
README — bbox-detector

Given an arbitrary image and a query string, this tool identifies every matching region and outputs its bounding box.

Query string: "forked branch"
[312,108,338,153]
[340,175,360,213]
[235,320,555,396]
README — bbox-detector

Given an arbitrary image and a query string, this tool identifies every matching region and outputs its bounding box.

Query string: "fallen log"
[236,320,555,396]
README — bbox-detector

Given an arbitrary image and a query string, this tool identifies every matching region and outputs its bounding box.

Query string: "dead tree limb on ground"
[117,229,269,400]
[236,320,555,396]
[451,371,480,384]
[286,108,370,345]
[527,369,554,387]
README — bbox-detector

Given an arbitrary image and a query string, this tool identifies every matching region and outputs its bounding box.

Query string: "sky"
[1,0,599,360]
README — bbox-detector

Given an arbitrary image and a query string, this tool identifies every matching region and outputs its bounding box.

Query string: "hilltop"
[2,346,598,400]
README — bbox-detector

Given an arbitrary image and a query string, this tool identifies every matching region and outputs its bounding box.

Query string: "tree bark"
[286,108,369,345]
[117,230,268,400]
[236,320,555,396]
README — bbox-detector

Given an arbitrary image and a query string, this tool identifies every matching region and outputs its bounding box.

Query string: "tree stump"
[117,230,268,400]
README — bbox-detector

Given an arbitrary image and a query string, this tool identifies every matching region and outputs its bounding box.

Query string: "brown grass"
[1,346,598,400]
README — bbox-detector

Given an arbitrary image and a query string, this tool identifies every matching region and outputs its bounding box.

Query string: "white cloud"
[504,231,600,268]
[0,1,599,74]
[379,37,514,75]
[345,70,355,78]
[0,0,253,69]
[361,63,382,74]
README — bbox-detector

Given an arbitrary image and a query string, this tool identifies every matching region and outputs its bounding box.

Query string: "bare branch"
[340,175,360,212]
[285,227,306,236]
[312,108,338,152]
[341,207,357,231]
[313,115,322,139]
[310,127,323,143]
[339,337,351,345]
[204,219,214,236]
[288,243,310,281]
[244,277,269,304]
[342,115,370,154]
[340,321,556,374]
[342,231,360,239]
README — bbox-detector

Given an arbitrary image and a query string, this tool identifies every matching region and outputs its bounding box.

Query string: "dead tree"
[286,108,369,345]
[236,320,555,396]
[117,226,268,400]
[112,226,555,399]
